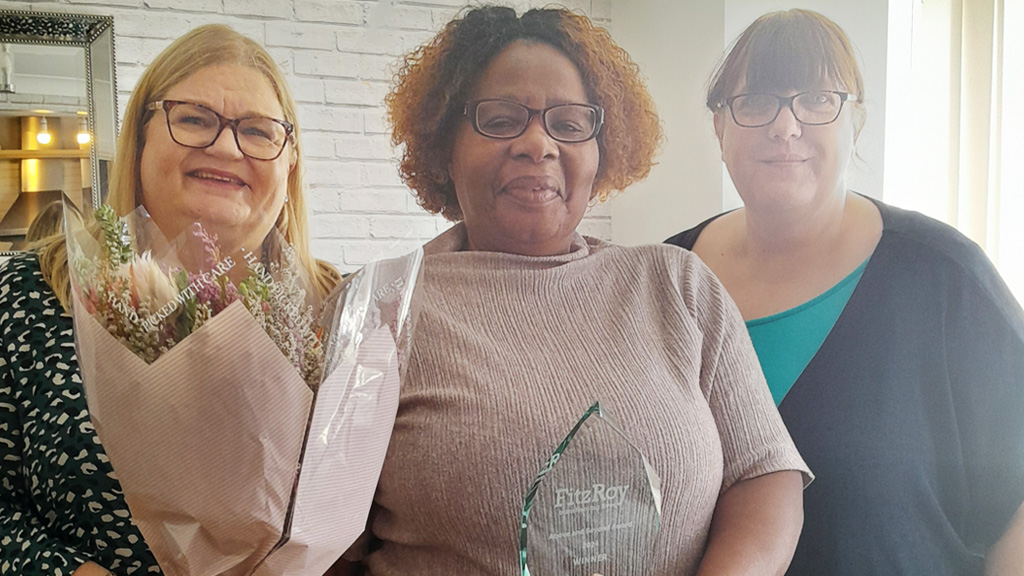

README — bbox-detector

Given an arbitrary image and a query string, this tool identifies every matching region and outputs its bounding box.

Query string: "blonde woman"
[0,25,338,576]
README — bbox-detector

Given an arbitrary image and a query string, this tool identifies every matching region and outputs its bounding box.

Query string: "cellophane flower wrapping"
[63,198,421,576]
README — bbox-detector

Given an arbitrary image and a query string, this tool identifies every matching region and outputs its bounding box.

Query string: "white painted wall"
[608,0,725,245]
[0,0,889,257]
[609,0,889,245]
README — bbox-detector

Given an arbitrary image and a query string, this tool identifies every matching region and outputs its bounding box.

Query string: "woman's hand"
[695,470,804,576]
[71,561,113,576]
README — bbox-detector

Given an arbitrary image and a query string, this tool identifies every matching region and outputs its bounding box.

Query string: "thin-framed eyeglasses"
[463,99,604,143]
[718,90,858,128]
[146,100,294,161]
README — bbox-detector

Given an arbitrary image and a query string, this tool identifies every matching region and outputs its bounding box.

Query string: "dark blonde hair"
[41,24,339,308]
[25,201,64,243]
[708,9,865,127]
[386,5,662,221]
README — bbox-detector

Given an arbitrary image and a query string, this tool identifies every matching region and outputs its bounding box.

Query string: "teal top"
[746,257,870,405]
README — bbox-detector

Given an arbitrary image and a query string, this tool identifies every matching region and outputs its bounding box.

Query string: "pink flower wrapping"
[64,199,421,576]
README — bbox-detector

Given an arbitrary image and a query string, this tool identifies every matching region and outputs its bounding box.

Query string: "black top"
[0,253,159,575]
[667,199,1024,575]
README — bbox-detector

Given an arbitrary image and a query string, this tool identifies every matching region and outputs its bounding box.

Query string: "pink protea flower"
[119,251,179,312]
[81,286,98,315]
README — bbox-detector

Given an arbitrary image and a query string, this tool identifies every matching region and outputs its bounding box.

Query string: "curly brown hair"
[386,5,662,221]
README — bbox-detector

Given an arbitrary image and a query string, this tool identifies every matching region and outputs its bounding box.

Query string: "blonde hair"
[25,201,64,243]
[40,24,339,309]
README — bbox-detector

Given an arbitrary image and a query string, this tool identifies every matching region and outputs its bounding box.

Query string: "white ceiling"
[0,43,87,116]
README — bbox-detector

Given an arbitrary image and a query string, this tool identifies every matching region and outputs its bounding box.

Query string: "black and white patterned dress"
[0,253,159,575]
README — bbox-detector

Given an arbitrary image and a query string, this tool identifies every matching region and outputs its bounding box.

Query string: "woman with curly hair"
[335,6,811,576]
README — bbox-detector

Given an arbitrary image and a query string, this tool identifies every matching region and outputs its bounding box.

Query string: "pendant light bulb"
[36,117,51,145]
[77,117,90,144]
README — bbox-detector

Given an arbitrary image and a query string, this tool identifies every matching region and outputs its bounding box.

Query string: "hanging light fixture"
[77,116,91,145]
[36,117,51,145]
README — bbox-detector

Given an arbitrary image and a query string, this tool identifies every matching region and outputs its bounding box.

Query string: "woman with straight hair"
[667,9,1024,575]
[0,24,339,576]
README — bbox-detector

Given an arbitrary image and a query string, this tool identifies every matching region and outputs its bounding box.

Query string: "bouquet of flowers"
[64,198,421,576]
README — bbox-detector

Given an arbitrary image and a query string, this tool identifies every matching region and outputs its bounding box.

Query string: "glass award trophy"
[520,402,662,576]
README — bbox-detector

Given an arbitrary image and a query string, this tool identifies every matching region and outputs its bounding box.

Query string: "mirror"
[0,10,117,256]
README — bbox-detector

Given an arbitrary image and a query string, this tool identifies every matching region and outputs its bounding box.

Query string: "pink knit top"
[354,224,810,575]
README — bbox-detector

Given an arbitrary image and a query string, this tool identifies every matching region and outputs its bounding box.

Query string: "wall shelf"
[0,149,89,159]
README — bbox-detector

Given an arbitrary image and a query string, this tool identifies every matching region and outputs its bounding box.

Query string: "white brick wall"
[1,0,613,272]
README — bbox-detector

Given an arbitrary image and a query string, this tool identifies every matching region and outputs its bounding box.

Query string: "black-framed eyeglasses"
[463,99,604,143]
[146,100,294,161]
[718,90,858,128]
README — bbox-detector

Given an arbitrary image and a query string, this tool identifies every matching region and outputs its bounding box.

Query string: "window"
[884,0,1023,301]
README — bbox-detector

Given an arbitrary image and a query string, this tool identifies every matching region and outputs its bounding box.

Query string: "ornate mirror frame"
[0,10,117,257]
